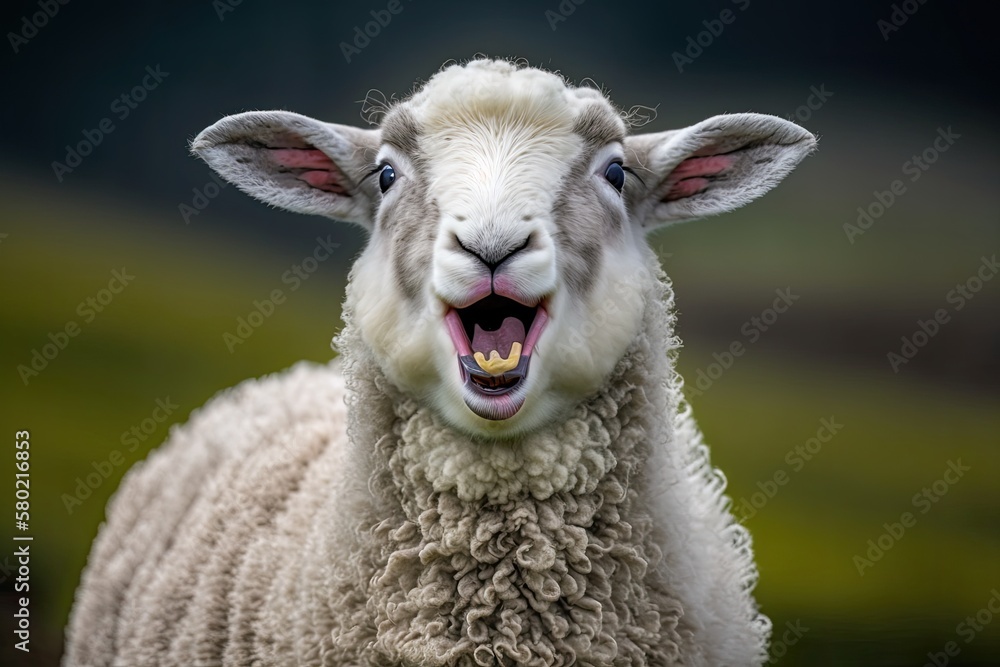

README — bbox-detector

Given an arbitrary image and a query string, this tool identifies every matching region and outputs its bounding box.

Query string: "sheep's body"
[65,58,815,666]
[66,264,766,666]
[67,360,351,666]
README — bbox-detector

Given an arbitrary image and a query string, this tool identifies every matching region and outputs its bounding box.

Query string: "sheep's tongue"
[471,317,525,359]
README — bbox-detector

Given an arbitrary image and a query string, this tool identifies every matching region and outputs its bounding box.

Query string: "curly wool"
[315,259,764,667]
[63,260,768,666]
[357,348,682,667]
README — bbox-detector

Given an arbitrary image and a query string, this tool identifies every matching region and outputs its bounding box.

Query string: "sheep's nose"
[454,234,531,272]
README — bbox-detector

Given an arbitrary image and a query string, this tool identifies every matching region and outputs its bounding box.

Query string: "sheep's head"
[193,59,815,439]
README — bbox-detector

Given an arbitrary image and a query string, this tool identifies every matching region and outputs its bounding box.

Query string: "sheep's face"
[193,59,815,440]
[350,65,654,438]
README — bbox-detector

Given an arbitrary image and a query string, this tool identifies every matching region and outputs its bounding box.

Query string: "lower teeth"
[473,342,522,376]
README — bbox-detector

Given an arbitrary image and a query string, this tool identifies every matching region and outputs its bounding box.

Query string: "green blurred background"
[1,1,997,664]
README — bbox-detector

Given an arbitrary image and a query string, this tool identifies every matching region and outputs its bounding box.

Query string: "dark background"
[1,0,998,664]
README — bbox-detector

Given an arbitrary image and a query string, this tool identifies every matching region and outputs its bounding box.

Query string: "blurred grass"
[678,351,1000,663]
[0,177,998,665]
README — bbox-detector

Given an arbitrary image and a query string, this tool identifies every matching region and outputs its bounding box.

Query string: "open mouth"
[444,294,548,421]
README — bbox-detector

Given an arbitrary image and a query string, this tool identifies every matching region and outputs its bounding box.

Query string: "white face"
[350,82,650,439]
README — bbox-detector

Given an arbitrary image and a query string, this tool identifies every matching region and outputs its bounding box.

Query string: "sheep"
[63,58,815,667]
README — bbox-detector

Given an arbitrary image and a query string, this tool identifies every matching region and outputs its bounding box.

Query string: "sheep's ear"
[191,111,380,227]
[624,113,816,231]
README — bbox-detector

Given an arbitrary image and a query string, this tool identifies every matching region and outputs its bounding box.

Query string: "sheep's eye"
[378,163,396,193]
[604,161,625,192]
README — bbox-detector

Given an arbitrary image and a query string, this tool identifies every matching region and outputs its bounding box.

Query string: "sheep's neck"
[353,335,684,666]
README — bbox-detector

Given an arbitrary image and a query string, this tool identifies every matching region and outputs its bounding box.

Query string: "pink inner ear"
[663,154,735,201]
[269,148,349,195]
